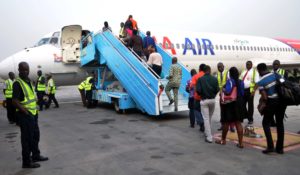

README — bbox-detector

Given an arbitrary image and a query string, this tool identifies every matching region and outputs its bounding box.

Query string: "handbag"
[220,86,237,104]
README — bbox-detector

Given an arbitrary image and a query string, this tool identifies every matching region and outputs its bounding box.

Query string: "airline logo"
[54,53,63,62]
[154,36,215,56]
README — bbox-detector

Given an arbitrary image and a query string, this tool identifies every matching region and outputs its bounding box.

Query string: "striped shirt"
[256,72,278,99]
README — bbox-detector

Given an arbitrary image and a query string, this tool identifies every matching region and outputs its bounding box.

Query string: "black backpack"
[275,73,300,106]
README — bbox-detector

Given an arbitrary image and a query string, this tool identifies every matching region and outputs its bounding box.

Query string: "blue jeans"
[194,100,203,125]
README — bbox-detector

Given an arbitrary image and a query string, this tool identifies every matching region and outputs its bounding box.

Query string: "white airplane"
[1,27,300,85]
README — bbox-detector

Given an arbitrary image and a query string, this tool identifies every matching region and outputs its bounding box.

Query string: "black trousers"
[36,91,46,110]
[152,64,162,78]
[86,90,93,108]
[47,94,59,108]
[17,112,40,165]
[188,97,195,127]
[6,98,16,123]
[262,99,286,151]
[244,88,254,122]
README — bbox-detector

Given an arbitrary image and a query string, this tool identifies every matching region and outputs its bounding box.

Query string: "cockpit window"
[49,37,59,46]
[52,32,60,37]
[36,38,50,46]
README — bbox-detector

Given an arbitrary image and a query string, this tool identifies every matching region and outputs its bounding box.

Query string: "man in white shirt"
[147,45,163,78]
[240,61,259,124]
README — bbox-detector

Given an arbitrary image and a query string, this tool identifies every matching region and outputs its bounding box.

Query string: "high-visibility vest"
[277,68,285,76]
[78,77,93,91]
[37,76,46,91]
[84,77,93,91]
[4,79,13,98]
[217,70,228,90]
[47,78,56,94]
[16,78,38,116]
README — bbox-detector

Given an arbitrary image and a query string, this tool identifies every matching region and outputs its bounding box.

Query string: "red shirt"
[131,19,138,30]
[190,71,205,100]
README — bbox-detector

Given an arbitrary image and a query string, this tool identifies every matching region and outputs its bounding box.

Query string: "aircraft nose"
[0,57,15,79]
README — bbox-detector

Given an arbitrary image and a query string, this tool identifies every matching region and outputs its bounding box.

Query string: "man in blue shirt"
[256,63,286,155]
[143,31,156,59]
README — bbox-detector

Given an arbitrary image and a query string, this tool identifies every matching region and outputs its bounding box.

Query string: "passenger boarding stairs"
[80,30,190,115]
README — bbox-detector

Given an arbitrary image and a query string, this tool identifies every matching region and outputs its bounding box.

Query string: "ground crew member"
[78,76,94,108]
[272,60,288,79]
[12,62,48,168]
[240,61,259,124]
[36,70,46,111]
[3,72,16,124]
[165,57,182,111]
[46,74,59,108]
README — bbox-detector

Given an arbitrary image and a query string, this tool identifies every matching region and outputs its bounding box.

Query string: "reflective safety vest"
[249,69,256,93]
[217,70,228,90]
[4,79,13,99]
[78,77,93,91]
[16,78,38,116]
[47,78,56,94]
[277,68,285,76]
[37,76,46,91]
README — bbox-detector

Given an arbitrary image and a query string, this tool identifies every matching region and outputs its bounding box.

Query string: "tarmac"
[0,85,300,175]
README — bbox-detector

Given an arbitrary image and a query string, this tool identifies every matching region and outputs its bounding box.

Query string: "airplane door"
[61,25,82,63]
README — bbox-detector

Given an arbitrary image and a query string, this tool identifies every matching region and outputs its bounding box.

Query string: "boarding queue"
[185,59,295,154]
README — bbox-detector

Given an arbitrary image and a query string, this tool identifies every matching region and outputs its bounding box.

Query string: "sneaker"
[168,99,174,105]
[22,162,40,168]
[205,138,212,143]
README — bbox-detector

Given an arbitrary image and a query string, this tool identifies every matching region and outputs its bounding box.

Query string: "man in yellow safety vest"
[240,61,259,125]
[36,70,46,111]
[45,74,59,109]
[78,75,94,108]
[3,72,16,124]
[12,62,48,168]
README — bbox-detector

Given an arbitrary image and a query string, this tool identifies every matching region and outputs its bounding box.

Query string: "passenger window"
[258,47,260,51]
[277,48,279,51]
[159,43,162,47]
[250,46,253,51]
[228,46,231,50]
[182,44,185,49]
[171,43,174,49]
[254,47,256,51]
[215,45,218,50]
[224,45,227,50]
[236,46,239,51]
[232,46,235,50]
[176,43,180,49]
[240,46,243,51]
[220,45,223,50]
[192,44,195,49]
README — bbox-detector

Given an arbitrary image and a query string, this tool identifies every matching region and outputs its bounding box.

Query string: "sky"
[0,0,299,60]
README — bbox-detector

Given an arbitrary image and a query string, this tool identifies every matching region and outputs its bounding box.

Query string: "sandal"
[215,140,226,145]
[236,144,244,149]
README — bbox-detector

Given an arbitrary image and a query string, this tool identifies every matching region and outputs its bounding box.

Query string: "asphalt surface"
[0,85,300,175]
